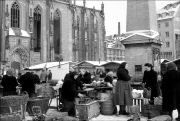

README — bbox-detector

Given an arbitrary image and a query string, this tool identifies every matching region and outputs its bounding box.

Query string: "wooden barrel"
[100,99,114,115]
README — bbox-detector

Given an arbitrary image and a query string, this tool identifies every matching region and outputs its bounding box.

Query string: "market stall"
[26,61,76,81]
[74,61,107,74]
[100,61,125,75]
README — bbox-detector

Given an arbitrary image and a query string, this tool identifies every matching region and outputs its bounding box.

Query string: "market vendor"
[61,71,84,116]
[78,69,91,84]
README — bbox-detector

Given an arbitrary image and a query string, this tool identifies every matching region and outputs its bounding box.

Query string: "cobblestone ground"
[49,98,178,121]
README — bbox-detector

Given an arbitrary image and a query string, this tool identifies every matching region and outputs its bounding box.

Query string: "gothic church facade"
[0,0,106,75]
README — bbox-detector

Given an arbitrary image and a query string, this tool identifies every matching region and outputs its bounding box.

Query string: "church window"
[11,2,20,28]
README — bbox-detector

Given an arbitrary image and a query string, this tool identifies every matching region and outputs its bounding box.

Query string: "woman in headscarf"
[61,71,84,116]
[104,71,114,87]
[114,62,132,115]
[161,62,180,119]
[1,69,18,96]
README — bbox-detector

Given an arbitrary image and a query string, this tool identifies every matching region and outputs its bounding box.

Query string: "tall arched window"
[54,9,61,56]
[11,2,20,28]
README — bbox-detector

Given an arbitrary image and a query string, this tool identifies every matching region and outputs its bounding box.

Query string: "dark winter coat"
[161,69,180,111]
[114,62,133,105]
[61,72,78,101]
[19,72,36,97]
[80,72,91,84]
[1,75,18,96]
[104,75,113,84]
[143,69,160,100]
[117,68,131,81]
[48,72,52,80]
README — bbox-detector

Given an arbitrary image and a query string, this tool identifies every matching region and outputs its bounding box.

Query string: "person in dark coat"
[114,62,132,115]
[161,62,180,119]
[61,71,84,116]
[47,70,52,81]
[79,69,91,84]
[63,67,75,82]
[142,63,160,102]
[19,70,36,97]
[1,69,18,96]
[104,71,114,85]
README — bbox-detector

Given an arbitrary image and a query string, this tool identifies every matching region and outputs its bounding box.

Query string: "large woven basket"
[26,97,49,116]
[0,92,29,119]
[0,113,22,121]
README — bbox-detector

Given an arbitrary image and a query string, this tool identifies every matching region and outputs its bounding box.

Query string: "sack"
[143,88,151,98]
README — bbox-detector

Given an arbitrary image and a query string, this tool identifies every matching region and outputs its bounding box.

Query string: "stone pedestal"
[121,31,162,81]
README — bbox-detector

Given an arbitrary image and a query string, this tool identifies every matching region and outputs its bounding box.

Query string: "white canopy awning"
[27,61,71,70]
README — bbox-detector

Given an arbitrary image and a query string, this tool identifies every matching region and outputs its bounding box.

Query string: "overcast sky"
[75,0,178,36]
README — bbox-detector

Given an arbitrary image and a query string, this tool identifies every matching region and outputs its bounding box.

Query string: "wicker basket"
[0,113,22,121]
[26,97,49,116]
[0,92,29,119]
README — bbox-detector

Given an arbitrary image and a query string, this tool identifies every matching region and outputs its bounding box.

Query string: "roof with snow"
[9,28,30,37]
[121,30,162,45]
[27,61,71,70]
[157,1,180,20]
[100,61,125,66]
[75,61,108,67]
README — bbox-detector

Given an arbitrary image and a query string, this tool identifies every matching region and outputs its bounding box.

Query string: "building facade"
[157,1,180,60]
[105,35,125,61]
[0,0,106,76]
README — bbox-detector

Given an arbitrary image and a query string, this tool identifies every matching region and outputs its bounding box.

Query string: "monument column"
[122,0,162,82]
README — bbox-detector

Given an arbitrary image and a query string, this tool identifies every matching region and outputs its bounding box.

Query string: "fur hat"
[167,62,176,71]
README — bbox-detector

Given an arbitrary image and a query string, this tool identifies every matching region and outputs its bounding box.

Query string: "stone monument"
[121,0,162,82]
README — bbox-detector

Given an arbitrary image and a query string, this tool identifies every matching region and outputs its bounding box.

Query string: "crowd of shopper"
[0,68,52,97]
[0,61,180,119]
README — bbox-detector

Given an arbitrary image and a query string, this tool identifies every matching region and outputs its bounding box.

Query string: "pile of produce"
[132,89,143,98]
[32,114,46,121]
[79,97,93,104]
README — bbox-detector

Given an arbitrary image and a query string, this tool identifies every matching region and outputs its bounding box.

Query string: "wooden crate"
[75,101,100,121]
[142,104,163,119]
